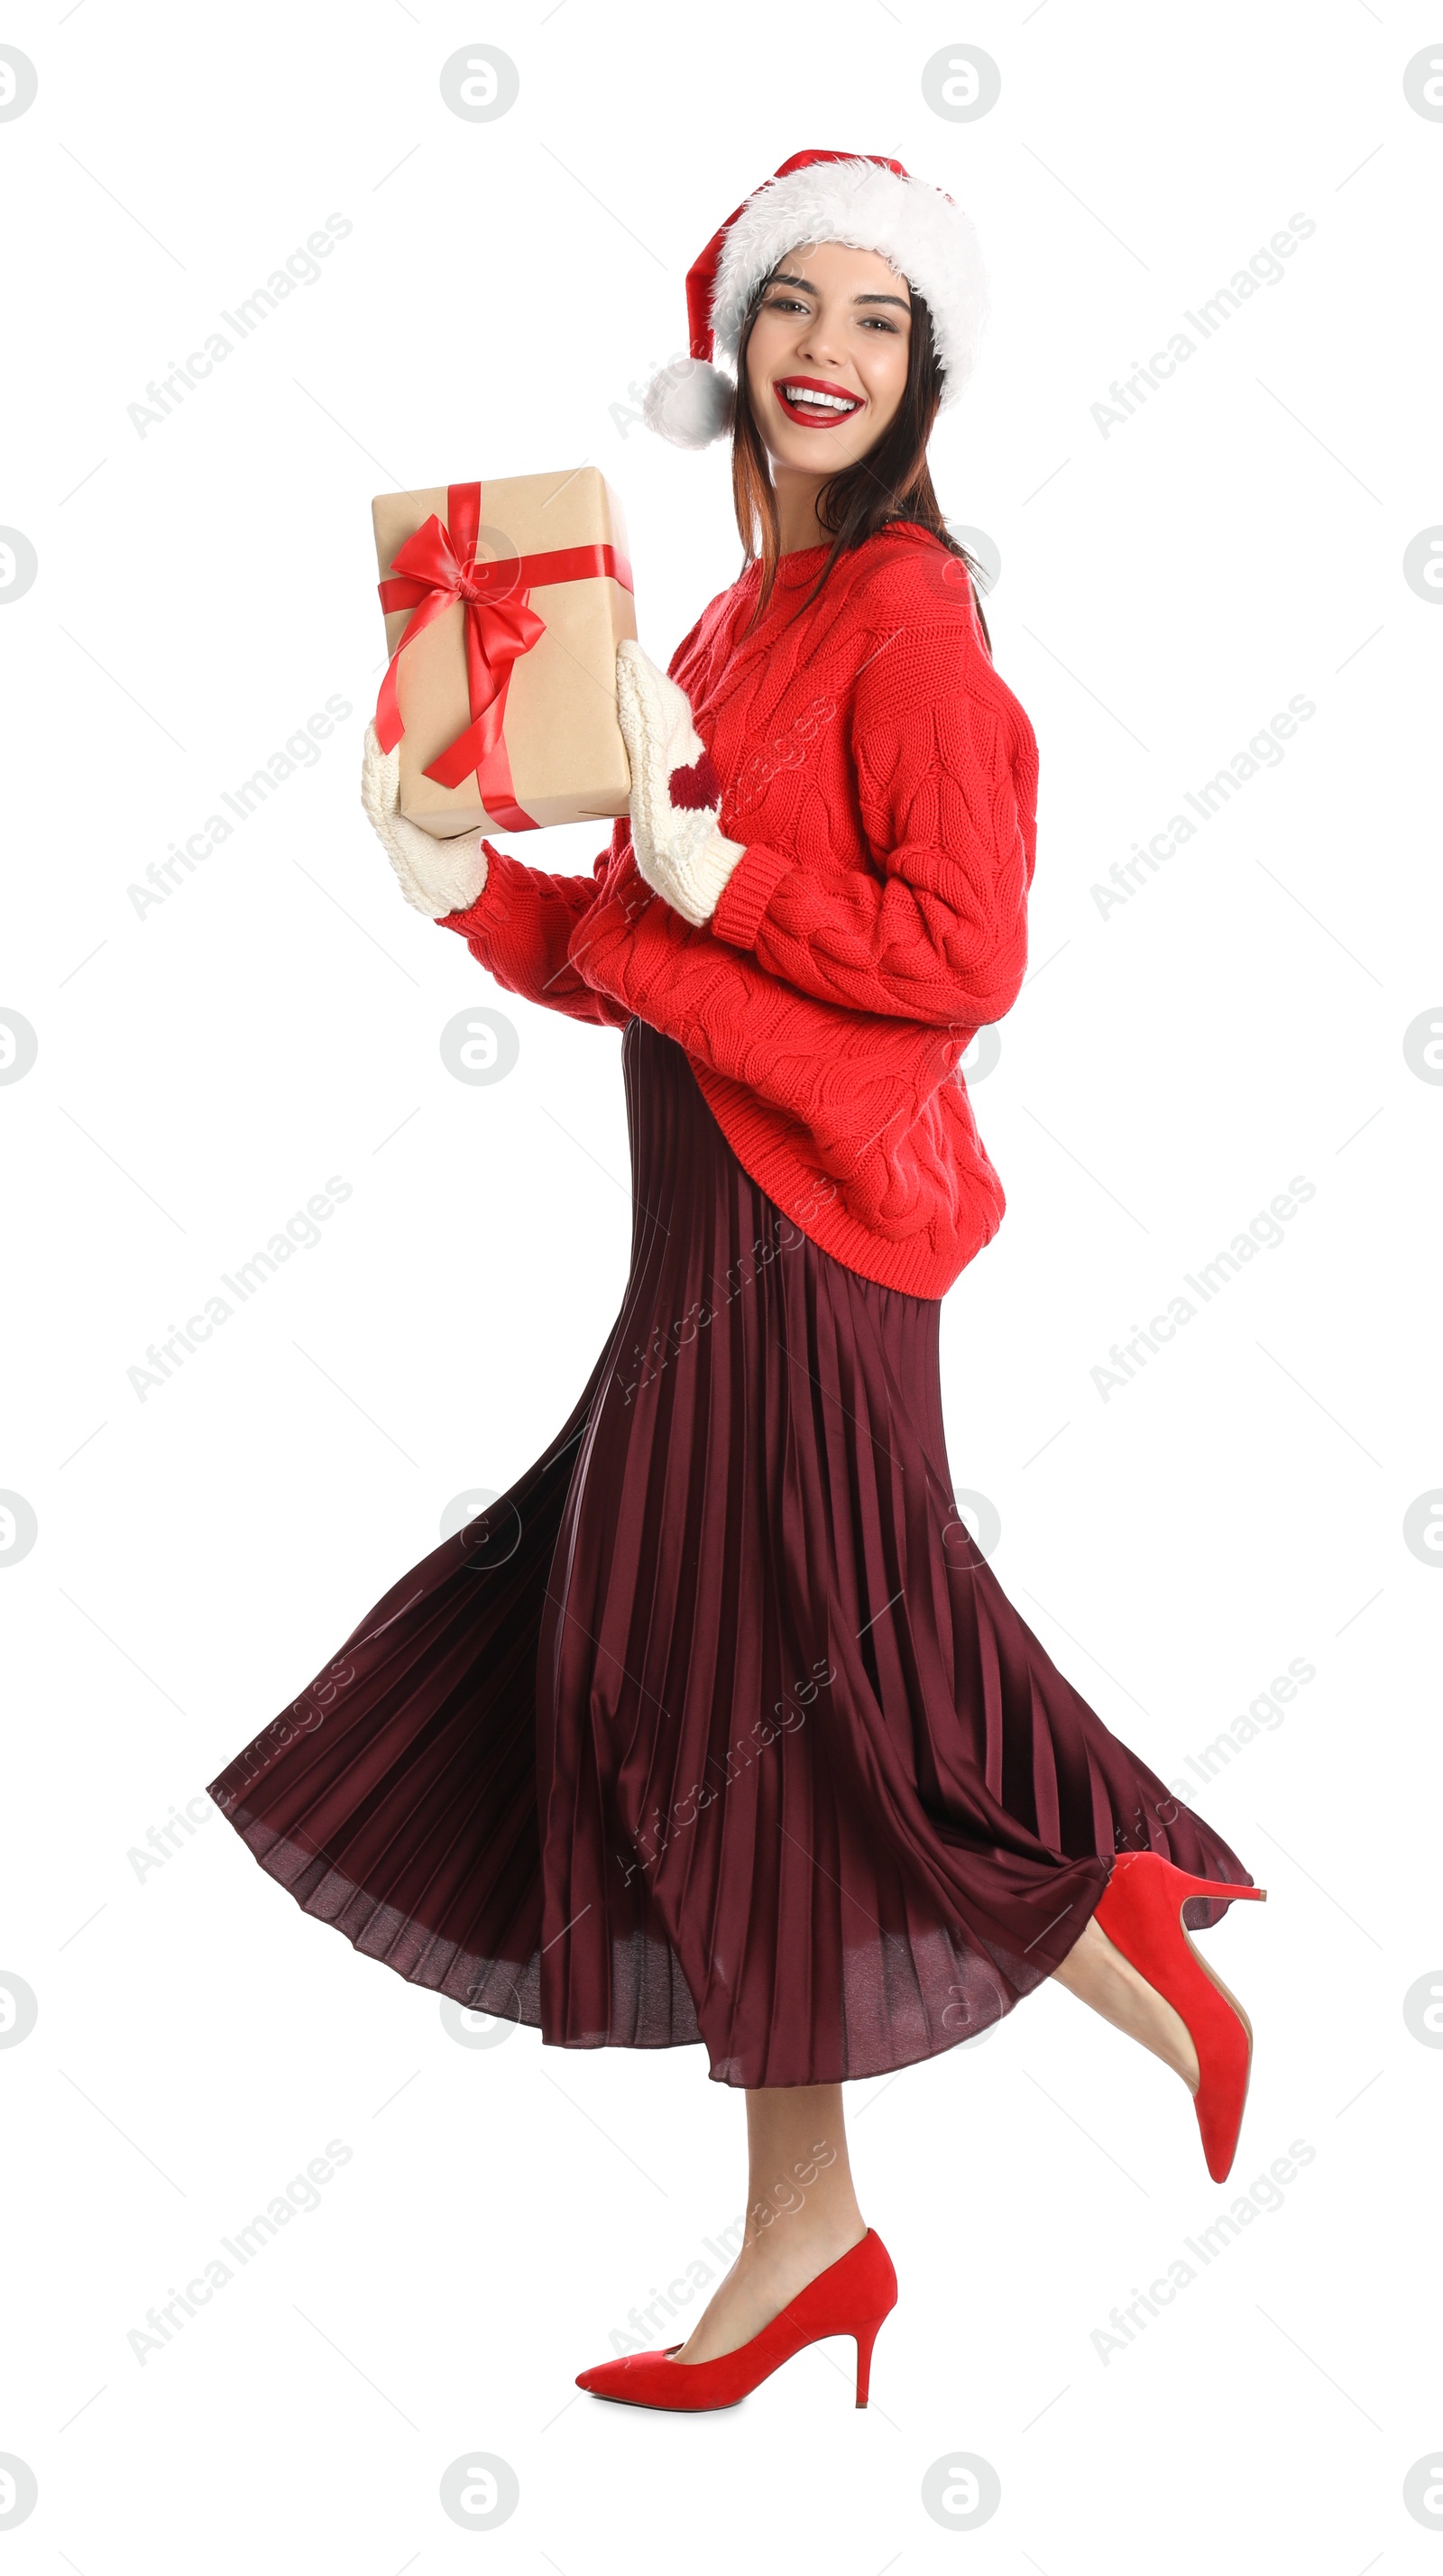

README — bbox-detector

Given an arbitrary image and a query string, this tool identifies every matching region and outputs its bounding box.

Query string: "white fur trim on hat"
[710,157,988,403]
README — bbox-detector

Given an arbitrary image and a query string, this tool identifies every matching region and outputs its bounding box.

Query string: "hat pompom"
[643,357,734,449]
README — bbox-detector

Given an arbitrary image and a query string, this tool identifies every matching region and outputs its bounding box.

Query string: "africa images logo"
[125,215,354,437]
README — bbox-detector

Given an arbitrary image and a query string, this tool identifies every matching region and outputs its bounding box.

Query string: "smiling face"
[742,239,915,479]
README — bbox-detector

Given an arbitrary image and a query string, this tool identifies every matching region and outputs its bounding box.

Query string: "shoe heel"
[854,2312,888,2408]
[1144,1864,1267,1906]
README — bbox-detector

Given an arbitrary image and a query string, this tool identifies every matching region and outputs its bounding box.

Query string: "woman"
[207,150,1264,2414]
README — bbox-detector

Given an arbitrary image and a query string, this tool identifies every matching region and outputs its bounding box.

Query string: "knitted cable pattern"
[441,524,1039,1298]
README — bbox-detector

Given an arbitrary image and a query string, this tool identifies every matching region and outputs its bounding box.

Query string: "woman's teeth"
[780,384,859,413]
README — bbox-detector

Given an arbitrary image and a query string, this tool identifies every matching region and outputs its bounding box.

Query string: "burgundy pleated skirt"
[207,1013,1254,2087]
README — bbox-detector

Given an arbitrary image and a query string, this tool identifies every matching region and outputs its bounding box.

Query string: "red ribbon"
[375,483,634,833]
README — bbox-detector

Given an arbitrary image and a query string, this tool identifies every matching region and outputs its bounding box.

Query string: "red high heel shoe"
[1095,1851,1267,2184]
[574,2228,897,2412]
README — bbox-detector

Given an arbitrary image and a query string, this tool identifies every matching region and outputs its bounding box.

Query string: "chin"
[772,420,870,472]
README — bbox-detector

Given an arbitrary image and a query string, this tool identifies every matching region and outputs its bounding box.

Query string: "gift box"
[372,468,637,838]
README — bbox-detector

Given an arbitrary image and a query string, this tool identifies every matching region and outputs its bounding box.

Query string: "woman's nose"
[795,316,846,370]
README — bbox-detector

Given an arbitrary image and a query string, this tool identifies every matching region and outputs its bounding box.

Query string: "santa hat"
[644,148,988,450]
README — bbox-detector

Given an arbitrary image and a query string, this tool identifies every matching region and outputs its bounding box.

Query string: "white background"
[3,0,1438,2566]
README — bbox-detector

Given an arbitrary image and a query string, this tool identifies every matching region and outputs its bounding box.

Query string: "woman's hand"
[360,723,489,917]
[614,640,745,926]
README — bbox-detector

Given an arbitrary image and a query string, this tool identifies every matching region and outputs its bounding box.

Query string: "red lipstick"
[772,373,864,428]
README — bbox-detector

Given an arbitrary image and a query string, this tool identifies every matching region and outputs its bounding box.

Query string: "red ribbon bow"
[375,481,633,834]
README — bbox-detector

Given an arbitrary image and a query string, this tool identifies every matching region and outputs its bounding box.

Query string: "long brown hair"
[731,268,993,653]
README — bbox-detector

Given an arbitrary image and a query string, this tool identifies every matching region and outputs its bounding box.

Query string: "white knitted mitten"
[614,639,745,926]
[360,723,489,917]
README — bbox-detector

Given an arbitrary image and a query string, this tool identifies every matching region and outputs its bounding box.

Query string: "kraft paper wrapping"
[371,466,637,839]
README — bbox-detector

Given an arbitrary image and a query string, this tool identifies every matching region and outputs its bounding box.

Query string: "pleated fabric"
[207,1015,1255,2087]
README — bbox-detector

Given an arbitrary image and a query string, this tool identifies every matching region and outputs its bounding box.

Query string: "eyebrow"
[767,268,911,312]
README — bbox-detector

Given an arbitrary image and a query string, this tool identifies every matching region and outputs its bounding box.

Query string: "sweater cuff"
[709,840,795,951]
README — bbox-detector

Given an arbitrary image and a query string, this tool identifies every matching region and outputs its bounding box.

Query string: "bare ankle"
[741,2203,864,2268]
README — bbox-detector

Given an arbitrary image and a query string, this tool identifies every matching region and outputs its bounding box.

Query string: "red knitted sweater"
[439,520,1039,1299]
